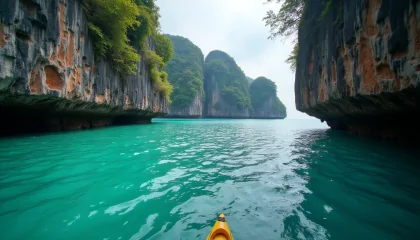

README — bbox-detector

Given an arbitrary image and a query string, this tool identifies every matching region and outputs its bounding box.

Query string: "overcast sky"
[156,0,312,119]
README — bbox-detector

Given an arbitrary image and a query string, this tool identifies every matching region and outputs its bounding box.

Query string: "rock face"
[204,75,250,117]
[0,0,168,135]
[203,50,251,118]
[251,96,286,118]
[164,35,204,118]
[250,77,287,119]
[295,0,420,141]
[167,91,203,117]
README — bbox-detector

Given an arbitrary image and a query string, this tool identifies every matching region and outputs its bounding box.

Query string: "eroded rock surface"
[0,0,168,135]
[167,91,203,118]
[296,0,420,141]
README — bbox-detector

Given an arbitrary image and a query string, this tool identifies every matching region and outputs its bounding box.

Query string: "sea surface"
[1,119,420,240]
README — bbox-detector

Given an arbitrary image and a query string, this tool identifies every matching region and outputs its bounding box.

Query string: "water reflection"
[292,129,420,240]
[1,120,420,240]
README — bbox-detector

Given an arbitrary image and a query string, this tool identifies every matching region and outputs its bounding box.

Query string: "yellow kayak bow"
[206,214,234,240]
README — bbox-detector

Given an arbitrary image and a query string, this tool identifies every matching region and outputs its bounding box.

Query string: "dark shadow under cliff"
[1,99,152,137]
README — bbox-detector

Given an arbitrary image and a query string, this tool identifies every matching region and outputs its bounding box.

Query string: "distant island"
[165,35,287,119]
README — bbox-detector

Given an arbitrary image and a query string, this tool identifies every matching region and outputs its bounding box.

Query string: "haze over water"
[1,119,420,240]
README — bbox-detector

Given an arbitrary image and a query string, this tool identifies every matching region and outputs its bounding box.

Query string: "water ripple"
[1,119,420,239]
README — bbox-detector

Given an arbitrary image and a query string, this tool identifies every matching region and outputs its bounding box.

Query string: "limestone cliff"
[0,0,168,135]
[203,50,251,118]
[164,35,204,118]
[250,77,287,119]
[167,91,203,117]
[295,0,420,140]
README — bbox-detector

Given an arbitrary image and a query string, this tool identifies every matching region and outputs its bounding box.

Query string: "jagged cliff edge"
[295,0,420,141]
[0,0,169,135]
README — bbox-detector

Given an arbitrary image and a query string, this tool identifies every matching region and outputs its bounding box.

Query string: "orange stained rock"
[66,77,74,98]
[308,49,314,74]
[309,89,315,106]
[59,1,67,38]
[302,87,308,107]
[49,51,56,62]
[319,66,328,101]
[30,67,42,94]
[84,64,90,73]
[0,24,5,48]
[409,10,420,54]
[104,88,110,104]
[376,64,394,80]
[142,95,148,109]
[75,66,82,85]
[66,31,74,67]
[95,95,104,104]
[85,82,93,100]
[58,39,65,63]
[92,64,96,76]
[45,66,64,91]
[331,61,337,83]
[365,0,381,37]
[359,37,377,94]
[319,89,325,101]
[343,55,353,84]
[125,95,134,107]
[153,102,159,112]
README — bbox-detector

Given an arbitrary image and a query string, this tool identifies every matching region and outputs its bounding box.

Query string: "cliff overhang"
[295,0,420,141]
[0,0,169,135]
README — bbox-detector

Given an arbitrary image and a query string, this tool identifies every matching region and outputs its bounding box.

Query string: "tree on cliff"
[263,0,305,71]
[263,0,305,40]
[82,0,173,101]
[204,51,251,109]
[250,77,286,116]
[164,35,205,109]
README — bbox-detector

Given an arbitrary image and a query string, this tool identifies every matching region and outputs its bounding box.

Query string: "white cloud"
[156,0,314,119]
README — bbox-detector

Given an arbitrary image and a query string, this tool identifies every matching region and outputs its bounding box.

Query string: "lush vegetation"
[250,77,286,115]
[263,0,333,71]
[164,35,204,109]
[263,0,305,40]
[82,0,174,101]
[204,50,251,109]
[263,0,305,71]
[285,43,298,71]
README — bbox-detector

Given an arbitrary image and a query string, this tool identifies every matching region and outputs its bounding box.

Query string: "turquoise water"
[1,119,420,240]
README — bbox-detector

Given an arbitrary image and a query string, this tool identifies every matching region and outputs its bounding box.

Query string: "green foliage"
[82,0,174,102]
[263,0,305,40]
[144,49,164,68]
[82,0,140,75]
[153,34,174,64]
[285,42,298,72]
[204,50,251,109]
[128,0,160,49]
[164,35,205,109]
[263,0,304,70]
[86,22,111,57]
[250,77,286,116]
[145,48,172,102]
[221,86,250,108]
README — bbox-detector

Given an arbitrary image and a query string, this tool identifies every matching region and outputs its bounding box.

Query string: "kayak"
[206,214,234,240]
